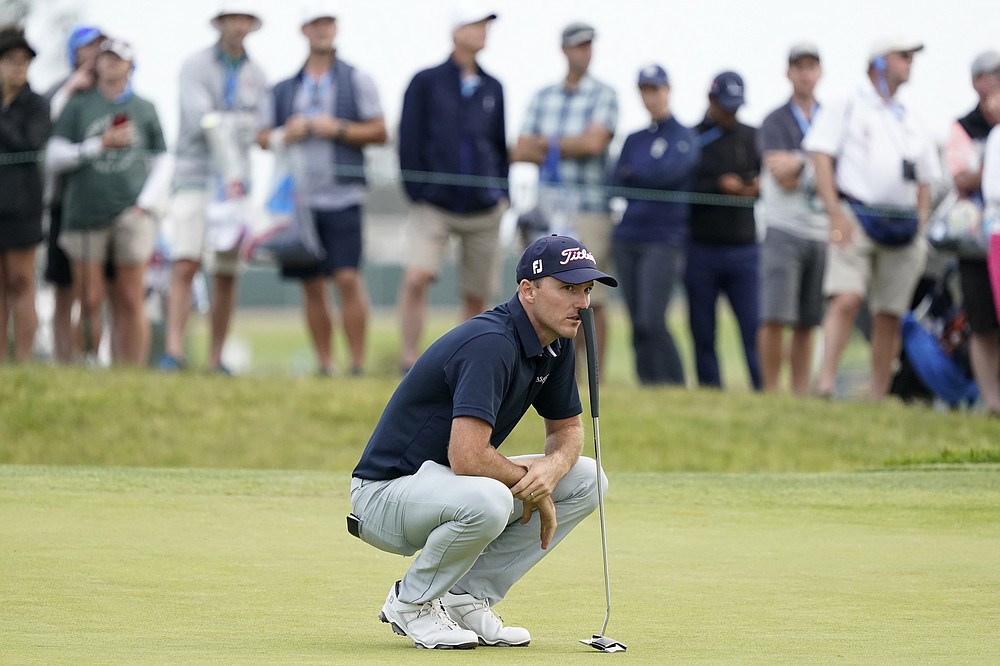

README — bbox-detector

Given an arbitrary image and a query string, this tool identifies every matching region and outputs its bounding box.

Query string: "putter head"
[580,635,627,652]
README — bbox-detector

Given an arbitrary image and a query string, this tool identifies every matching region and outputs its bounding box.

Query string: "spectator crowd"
[1,1,999,416]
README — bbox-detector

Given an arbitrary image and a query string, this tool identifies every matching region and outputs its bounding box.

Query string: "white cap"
[450,3,497,32]
[300,0,338,27]
[210,2,263,32]
[868,38,924,64]
[100,38,136,63]
[972,50,1000,77]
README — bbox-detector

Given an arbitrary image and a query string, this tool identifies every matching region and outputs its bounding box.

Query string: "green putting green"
[3,465,998,664]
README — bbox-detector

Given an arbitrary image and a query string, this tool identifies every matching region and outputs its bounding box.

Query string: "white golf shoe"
[442,592,531,647]
[378,581,479,650]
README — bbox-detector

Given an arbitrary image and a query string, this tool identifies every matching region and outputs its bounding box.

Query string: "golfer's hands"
[511,457,564,550]
[521,495,557,550]
[510,456,561,503]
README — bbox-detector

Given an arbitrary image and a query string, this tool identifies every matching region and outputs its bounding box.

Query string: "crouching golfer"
[349,235,618,649]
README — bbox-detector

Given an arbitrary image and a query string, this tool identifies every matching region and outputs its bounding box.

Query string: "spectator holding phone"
[0,27,50,362]
[46,39,171,366]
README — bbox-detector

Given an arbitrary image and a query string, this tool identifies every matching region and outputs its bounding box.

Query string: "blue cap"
[638,63,669,87]
[709,70,745,111]
[516,235,618,287]
[67,26,104,68]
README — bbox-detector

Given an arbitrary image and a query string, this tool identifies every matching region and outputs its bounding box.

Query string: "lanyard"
[789,101,818,137]
[304,72,332,116]
[698,125,724,147]
[222,64,240,110]
[217,48,247,111]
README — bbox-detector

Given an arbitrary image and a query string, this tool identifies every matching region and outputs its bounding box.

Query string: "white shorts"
[163,189,240,275]
[59,208,155,266]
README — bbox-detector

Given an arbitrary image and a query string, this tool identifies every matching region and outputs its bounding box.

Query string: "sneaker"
[442,591,531,647]
[156,354,183,372]
[379,581,479,650]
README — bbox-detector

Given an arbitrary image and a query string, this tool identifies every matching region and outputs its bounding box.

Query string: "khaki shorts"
[823,201,927,316]
[402,201,506,301]
[575,211,613,306]
[59,208,154,265]
[164,189,240,275]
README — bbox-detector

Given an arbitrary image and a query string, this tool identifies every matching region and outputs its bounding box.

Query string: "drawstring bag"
[244,146,325,268]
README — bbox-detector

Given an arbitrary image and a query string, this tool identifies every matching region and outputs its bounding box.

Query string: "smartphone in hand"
[112,111,129,127]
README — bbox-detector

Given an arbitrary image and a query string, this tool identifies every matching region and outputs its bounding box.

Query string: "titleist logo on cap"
[560,247,596,265]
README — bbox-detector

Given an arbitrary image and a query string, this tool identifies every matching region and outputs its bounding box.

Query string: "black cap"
[516,235,618,287]
[0,27,37,59]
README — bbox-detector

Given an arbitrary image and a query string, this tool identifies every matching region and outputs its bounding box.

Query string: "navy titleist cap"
[516,235,618,287]
[709,70,745,110]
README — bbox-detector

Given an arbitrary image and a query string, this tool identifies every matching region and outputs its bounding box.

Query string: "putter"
[578,307,627,653]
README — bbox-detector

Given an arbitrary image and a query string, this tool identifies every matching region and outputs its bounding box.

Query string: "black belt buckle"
[346,513,362,539]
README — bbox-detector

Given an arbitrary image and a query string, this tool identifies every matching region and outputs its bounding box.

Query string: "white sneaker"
[379,581,479,650]
[442,592,531,647]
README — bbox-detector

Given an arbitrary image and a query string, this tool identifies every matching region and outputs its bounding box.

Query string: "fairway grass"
[3,465,999,664]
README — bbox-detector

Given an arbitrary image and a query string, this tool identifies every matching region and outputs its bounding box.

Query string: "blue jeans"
[684,240,762,390]
[613,240,686,385]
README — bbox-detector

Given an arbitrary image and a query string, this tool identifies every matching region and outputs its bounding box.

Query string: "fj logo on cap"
[532,259,543,275]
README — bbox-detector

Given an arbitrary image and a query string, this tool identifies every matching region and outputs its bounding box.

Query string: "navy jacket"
[612,116,700,247]
[398,57,508,214]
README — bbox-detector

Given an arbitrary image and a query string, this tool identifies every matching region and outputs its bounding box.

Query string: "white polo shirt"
[803,82,941,208]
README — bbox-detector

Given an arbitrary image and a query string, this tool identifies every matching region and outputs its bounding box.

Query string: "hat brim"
[0,39,36,59]
[788,53,820,64]
[302,14,336,26]
[454,13,498,30]
[211,14,263,32]
[549,267,618,288]
[712,96,744,111]
[563,32,595,48]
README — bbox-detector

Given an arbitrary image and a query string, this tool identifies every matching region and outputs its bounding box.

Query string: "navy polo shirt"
[352,295,582,481]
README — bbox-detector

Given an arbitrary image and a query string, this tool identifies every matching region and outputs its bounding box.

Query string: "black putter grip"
[579,307,599,418]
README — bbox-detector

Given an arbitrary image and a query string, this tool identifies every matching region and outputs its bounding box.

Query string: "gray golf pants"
[350,455,606,606]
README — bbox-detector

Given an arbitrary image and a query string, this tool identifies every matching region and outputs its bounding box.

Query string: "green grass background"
[3,306,1000,664]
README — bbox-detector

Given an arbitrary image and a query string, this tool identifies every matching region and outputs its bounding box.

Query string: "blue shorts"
[281,205,363,280]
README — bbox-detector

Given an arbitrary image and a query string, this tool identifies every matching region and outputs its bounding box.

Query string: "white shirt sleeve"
[136,152,175,214]
[802,95,850,157]
[45,135,103,174]
[982,126,1000,203]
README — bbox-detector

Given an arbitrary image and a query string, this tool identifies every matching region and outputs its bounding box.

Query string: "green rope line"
[1,149,920,217]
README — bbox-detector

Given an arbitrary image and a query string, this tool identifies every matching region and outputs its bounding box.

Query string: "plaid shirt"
[520,75,618,212]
